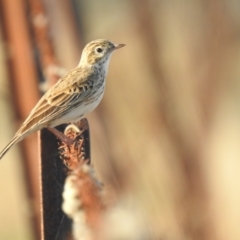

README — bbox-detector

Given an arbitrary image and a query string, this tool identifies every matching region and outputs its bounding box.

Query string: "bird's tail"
[0,135,21,160]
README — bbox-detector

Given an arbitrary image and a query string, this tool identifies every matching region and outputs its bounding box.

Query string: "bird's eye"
[96,47,103,53]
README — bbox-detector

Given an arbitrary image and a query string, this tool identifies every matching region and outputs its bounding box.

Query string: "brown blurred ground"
[1,0,240,239]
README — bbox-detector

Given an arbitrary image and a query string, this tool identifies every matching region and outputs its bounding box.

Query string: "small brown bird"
[0,39,125,159]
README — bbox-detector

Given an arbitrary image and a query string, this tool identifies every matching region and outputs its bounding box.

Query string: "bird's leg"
[47,127,75,145]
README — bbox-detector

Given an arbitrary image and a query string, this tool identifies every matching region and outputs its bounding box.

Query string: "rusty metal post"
[0,0,41,238]
[40,119,90,240]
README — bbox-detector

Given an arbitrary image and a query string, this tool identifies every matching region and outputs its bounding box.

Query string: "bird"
[0,39,125,160]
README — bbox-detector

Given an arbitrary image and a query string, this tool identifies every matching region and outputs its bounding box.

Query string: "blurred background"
[0,0,240,239]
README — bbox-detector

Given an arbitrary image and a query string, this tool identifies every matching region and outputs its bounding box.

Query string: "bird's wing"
[16,67,95,135]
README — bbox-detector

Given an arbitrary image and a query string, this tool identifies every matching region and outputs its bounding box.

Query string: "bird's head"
[79,39,125,68]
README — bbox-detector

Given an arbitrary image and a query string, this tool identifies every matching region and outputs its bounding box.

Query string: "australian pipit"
[0,39,125,159]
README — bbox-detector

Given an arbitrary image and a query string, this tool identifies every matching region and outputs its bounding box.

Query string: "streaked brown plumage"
[0,39,125,159]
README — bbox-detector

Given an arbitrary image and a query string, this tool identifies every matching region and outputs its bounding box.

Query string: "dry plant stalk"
[59,124,90,170]
[59,119,104,240]
[28,0,66,88]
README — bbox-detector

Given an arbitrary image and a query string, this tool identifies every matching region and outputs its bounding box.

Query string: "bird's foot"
[47,127,75,145]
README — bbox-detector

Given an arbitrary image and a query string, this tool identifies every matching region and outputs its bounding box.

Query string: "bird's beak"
[113,43,126,50]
